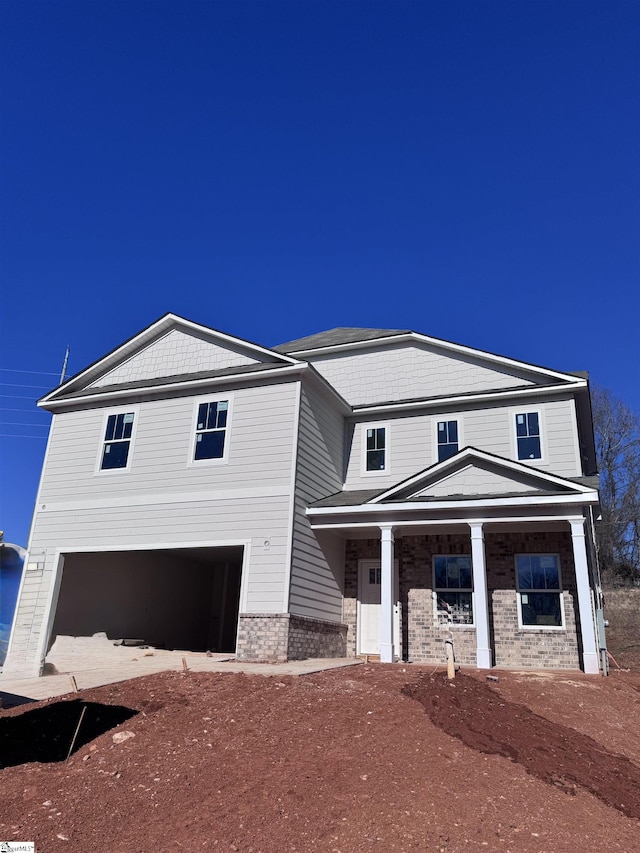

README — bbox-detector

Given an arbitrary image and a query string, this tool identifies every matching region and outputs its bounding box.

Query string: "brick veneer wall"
[344,530,581,670]
[236,613,347,662]
[487,530,580,669]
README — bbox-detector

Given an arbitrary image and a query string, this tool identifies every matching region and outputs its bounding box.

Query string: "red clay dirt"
[1,663,640,853]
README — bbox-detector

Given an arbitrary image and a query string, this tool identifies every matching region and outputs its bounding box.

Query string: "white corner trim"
[282,380,303,612]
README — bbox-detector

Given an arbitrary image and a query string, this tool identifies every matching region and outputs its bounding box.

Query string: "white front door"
[357,560,400,656]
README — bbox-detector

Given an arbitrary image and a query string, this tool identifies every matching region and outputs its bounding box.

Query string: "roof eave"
[38,363,308,411]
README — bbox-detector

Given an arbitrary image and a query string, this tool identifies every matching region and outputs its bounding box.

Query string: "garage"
[48,546,244,654]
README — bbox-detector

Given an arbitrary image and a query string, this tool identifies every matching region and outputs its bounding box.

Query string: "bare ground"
[0,593,639,853]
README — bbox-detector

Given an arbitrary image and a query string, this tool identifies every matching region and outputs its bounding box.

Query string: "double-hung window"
[194,399,229,461]
[437,420,459,462]
[434,555,473,624]
[515,554,563,628]
[515,412,541,460]
[365,426,386,472]
[100,411,135,471]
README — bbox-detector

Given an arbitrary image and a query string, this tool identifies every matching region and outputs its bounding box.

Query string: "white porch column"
[380,525,395,663]
[570,518,600,674]
[469,522,492,669]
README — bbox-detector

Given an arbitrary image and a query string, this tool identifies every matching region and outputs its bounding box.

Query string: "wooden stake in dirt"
[66,705,87,762]
[69,674,79,693]
[445,636,455,680]
[182,657,188,672]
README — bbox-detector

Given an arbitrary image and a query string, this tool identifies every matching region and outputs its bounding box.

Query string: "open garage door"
[49,546,244,654]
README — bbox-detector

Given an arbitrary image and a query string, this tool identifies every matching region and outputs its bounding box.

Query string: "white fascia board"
[39,314,302,406]
[170,316,303,365]
[310,514,587,531]
[38,364,307,411]
[289,331,582,385]
[307,490,599,517]
[352,381,587,417]
[369,448,596,503]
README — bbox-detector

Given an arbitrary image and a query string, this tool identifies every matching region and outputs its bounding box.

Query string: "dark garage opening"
[50,546,243,653]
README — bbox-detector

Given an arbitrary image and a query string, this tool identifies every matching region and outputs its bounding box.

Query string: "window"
[194,399,229,461]
[100,411,135,470]
[516,554,563,628]
[434,555,473,624]
[437,420,459,462]
[516,412,541,460]
[365,426,386,471]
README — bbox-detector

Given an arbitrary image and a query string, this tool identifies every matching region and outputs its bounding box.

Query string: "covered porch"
[307,453,602,674]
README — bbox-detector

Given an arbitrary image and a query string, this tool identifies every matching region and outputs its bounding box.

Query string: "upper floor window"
[437,420,459,462]
[515,554,563,628]
[434,555,473,624]
[100,411,135,471]
[515,412,541,460]
[365,426,386,472]
[194,399,229,461]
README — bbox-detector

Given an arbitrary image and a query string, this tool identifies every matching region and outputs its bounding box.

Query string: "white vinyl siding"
[38,381,298,505]
[288,382,345,621]
[344,396,581,490]
[6,380,301,677]
[307,342,538,407]
[7,495,294,676]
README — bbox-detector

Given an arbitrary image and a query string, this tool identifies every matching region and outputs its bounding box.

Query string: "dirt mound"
[404,671,640,819]
[1,666,639,852]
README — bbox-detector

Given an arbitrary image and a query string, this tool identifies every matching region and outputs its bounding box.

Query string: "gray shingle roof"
[273,327,410,353]
[45,362,291,401]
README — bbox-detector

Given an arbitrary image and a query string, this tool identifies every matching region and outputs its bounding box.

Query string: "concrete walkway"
[0,652,362,707]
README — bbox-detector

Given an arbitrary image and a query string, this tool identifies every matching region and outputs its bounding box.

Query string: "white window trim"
[433,416,463,464]
[515,552,566,631]
[360,422,390,477]
[188,393,233,466]
[432,554,474,627]
[94,405,140,475]
[511,407,546,464]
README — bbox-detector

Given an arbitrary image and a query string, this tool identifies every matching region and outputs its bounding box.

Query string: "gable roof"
[369,448,596,503]
[275,327,587,389]
[308,448,598,512]
[39,313,303,408]
[274,327,410,352]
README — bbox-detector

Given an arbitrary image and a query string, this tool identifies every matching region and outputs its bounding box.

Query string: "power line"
[0,406,50,415]
[0,368,60,376]
[0,394,42,400]
[0,421,49,427]
[0,382,53,389]
[0,433,47,439]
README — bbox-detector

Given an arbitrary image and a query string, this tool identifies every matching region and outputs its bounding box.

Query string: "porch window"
[434,555,473,624]
[100,412,135,470]
[194,399,229,461]
[515,554,563,628]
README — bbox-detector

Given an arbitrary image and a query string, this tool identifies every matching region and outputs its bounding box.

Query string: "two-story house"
[3,314,604,678]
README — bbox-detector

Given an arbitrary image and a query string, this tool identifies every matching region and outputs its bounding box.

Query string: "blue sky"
[1,0,639,546]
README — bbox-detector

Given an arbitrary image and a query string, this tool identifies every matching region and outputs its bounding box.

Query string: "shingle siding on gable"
[415,465,545,498]
[306,343,537,406]
[89,328,260,388]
